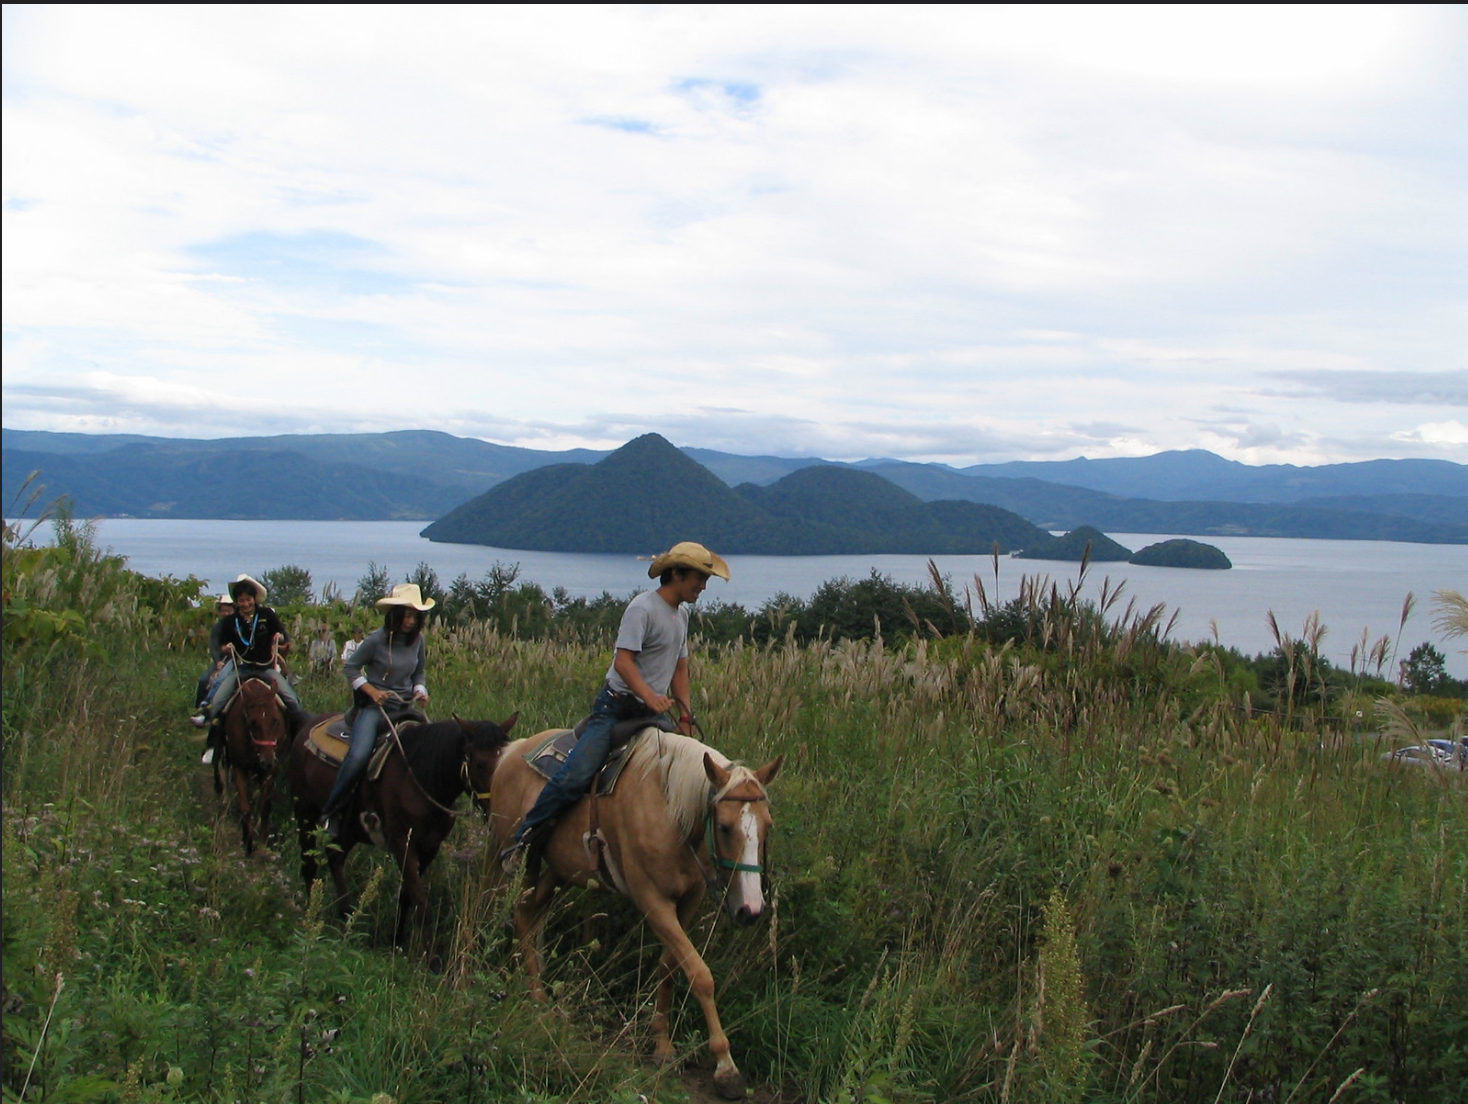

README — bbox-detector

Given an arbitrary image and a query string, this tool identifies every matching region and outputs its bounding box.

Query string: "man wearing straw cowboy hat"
[196,574,307,762]
[319,582,435,839]
[500,540,730,873]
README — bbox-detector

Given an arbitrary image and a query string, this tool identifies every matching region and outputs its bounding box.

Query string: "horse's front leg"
[395,839,445,970]
[651,885,704,1065]
[232,767,256,854]
[393,841,428,949]
[639,893,744,1100]
[513,871,559,1002]
[324,839,354,919]
[259,769,277,848]
[296,808,319,889]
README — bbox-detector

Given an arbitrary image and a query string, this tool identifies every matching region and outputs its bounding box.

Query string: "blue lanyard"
[235,613,259,649]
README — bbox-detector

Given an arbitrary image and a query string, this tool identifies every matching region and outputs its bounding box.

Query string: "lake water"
[10,517,1466,678]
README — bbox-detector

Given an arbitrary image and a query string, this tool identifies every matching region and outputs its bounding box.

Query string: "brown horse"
[489,727,783,1100]
[288,712,517,955]
[216,676,288,855]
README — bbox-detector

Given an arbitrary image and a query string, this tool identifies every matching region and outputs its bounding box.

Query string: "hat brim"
[375,596,437,612]
[228,575,267,602]
[648,547,731,581]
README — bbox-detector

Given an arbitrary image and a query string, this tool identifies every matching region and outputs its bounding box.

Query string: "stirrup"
[499,840,527,875]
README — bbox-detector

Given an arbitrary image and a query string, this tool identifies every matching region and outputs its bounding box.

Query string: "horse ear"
[452,713,474,735]
[703,752,731,788]
[754,755,784,787]
[499,712,519,734]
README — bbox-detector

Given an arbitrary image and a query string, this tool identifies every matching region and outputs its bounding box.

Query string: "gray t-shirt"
[605,589,689,700]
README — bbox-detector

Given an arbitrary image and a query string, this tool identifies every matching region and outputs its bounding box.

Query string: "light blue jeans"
[323,706,382,816]
[204,662,301,722]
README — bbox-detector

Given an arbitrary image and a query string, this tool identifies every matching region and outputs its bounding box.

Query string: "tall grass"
[3,524,1465,1102]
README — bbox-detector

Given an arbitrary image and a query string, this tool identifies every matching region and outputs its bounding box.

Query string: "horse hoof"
[713,1068,747,1100]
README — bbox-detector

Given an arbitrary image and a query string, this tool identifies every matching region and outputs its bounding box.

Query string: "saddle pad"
[524,728,644,796]
[304,714,413,781]
[305,714,352,764]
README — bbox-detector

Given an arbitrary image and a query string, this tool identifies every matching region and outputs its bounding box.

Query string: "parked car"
[1425,737,1467,768]
[1381,744,1454,768]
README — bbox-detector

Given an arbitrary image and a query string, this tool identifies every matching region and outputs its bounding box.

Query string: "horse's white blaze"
[735,803,763,911]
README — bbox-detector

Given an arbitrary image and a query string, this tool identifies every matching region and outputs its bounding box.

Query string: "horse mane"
[628,731,759,842]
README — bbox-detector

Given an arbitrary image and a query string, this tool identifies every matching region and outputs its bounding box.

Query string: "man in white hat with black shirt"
[196,574,306,761]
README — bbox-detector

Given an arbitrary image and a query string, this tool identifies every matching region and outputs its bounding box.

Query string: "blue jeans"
[323,706,382,816]
[205,663,301,722]
[514,686,651,843]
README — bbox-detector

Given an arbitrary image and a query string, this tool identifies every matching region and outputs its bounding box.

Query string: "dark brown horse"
[488,728,782,1099]
[216,676,288,855]
[288,712,517,954]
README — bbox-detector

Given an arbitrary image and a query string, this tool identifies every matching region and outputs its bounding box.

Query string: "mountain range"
[4,427,1465,545]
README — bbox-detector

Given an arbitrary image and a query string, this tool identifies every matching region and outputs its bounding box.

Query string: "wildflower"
[166,1067,184,1086]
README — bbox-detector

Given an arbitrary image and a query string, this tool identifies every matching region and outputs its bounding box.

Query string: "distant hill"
[1016,526,1133,563]
[1293,494,1468,527]
[868,462,1468,544]
[734,466,1047,553]
[960,449,1468,503]
[2,446,465,520]
[422,433,1049,554]
[1,428,604,508]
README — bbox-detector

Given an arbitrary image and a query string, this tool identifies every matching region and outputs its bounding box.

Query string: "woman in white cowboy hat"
[196,575,307,760]
[319,582,435,838]
[500,541,729,871]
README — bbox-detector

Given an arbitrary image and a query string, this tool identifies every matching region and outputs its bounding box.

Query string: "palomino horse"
[489,727,783,1100]
[288,712,517,956]
[216,676,288,855]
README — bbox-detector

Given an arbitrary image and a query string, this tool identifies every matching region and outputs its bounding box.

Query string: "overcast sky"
[3,5,1465,466]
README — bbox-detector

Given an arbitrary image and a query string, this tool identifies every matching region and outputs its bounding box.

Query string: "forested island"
[1014,526,1133,562]
[1130,538,1233,569]
[421,433,1050,554]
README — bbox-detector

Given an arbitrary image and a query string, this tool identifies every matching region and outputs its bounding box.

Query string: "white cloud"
[3,5,1466,466]
[1393,420,1468,448]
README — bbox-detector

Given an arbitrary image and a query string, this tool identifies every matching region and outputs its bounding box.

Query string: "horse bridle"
[226,641,284,759]
[235,676,281,759]
[703,788,769,878]
[376,709,492,820]
[461,757,493,815]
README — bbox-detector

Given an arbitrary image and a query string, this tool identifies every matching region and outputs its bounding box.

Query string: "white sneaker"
[200,747,215,765]
[190,714,208,728]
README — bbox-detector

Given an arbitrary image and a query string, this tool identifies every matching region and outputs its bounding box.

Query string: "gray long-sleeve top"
[208,618,228,664]
[343,628,427,699]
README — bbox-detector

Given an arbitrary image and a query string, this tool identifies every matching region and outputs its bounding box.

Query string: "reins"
[380,703,480,819]
[224,636,285,754]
